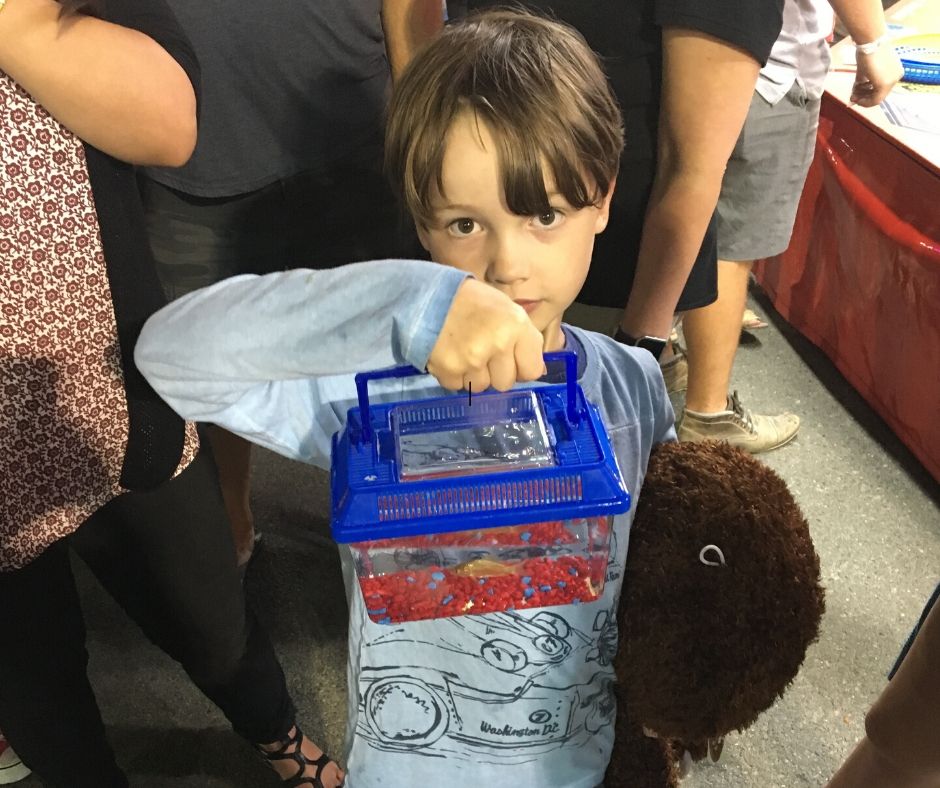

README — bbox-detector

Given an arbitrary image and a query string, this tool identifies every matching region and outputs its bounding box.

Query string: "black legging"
[0,451,296,788]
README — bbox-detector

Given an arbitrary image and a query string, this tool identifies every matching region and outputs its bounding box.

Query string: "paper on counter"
[881,86,940,135]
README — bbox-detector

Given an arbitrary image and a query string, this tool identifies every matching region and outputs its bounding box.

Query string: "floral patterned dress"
[0,72,198,571]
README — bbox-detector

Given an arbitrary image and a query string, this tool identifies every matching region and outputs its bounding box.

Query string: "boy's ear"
[594,177,617,235]
[416,221,432,253]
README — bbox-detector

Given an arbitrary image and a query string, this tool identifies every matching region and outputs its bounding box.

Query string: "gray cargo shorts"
[716,81,821,262]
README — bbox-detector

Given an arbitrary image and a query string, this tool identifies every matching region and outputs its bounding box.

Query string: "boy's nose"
[486,236,531,285]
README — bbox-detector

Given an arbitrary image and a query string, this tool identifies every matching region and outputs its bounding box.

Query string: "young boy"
[136,10,675,787]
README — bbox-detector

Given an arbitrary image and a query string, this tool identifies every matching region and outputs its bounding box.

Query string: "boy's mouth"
[513,299,542,314]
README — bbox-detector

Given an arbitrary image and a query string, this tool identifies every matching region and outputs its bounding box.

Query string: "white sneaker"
[0,732,30,784]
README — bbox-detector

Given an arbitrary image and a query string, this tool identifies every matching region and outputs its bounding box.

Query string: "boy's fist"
[428,278,545,392]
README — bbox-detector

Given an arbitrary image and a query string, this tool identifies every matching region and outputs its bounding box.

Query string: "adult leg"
[682,258,752,414]
[681,280,801,452]
[139,178,287,564]
[681,257,798,452]
[0,543,128,788]
[205,424,257,566]
[69,451,344,786]
[678,85,817,453]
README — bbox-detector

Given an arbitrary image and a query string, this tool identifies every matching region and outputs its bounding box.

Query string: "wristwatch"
[613,327,668,360]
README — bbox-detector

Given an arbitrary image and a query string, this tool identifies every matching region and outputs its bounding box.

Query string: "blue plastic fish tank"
[330,352,630,624]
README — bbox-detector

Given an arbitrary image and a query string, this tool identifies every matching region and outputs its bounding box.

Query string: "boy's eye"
[448,218,480,237]
[533,208,564,229]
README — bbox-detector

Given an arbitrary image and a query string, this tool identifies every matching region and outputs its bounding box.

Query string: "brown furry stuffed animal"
[605,441,825,787]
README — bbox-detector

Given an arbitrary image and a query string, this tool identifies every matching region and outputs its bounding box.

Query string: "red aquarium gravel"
[353,519,610,624]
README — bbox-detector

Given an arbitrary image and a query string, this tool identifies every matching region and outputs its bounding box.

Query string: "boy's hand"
[428,278,545,392]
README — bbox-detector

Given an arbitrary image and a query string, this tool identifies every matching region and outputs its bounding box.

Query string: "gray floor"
[16,293,940,788]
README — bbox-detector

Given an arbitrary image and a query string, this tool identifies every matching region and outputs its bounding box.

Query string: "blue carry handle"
[354,351,580,443]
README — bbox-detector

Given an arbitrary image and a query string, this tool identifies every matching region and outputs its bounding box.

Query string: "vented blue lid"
[330,352,630,543]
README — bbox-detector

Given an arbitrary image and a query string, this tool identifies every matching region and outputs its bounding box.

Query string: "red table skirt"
[754,93,940,481]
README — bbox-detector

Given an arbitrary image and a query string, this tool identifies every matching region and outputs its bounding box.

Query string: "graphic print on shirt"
[355,595,622,764]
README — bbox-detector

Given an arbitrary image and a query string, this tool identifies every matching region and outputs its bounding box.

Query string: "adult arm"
[619,29,762,339]
[0,0,196,165]
[828,0,902,106]
[381,0,443,81]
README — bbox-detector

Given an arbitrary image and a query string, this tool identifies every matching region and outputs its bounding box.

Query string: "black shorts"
[140,146,418,300]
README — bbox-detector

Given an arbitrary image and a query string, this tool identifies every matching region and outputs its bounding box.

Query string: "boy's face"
[416,111,613,352]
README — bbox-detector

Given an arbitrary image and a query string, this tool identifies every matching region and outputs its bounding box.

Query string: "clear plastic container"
[331,352,629,624]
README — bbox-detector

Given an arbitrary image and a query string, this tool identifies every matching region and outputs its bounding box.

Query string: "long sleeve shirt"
[135,259,676,787]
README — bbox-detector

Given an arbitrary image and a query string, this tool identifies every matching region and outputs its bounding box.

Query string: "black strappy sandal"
[256,725,344,788]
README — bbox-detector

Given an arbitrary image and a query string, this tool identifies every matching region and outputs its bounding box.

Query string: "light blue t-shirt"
[135,260,676,787]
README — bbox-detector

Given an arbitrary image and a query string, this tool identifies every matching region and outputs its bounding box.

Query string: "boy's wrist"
[404,266,471,370]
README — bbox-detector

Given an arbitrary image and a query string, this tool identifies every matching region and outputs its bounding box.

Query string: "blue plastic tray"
[895,34,940,85]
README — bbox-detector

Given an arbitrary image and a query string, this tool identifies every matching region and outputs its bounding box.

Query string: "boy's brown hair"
[385,8,624,228]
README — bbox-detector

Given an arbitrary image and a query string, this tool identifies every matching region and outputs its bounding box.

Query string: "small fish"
[453,558,517,577]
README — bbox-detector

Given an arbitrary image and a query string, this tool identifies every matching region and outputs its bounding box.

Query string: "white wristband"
[855,34,888,55]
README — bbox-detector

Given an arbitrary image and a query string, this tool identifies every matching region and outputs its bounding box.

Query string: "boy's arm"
[381,0,443,81]
[135,259,543,462]
[619,28,762,340]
